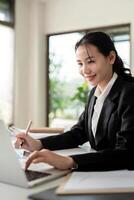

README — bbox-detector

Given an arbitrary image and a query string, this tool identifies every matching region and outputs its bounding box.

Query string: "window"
[0,0,14,23]
[47,25,130,129]
[0,0,15,125]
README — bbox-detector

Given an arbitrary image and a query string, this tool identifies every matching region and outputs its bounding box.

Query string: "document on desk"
[8,125,62,139]
[57,170,134,194]
[29,132,59,139]
[54,146,95,156]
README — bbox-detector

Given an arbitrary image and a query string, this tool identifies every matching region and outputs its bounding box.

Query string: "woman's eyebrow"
[76,59,82,62]
[76,56,94,62]
[85,56,94,60]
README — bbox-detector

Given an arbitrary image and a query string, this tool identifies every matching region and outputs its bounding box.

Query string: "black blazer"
[41,76,134,171]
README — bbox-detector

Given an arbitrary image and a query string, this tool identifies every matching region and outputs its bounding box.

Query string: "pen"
[20,120,32,148]
[25,120,32,135]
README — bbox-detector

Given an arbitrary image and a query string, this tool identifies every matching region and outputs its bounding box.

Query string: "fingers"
[25,149,73,171]
[14,133,26,148]
[25,149,49,170]
[16,133,27,140]
[14,138,24,149]
[25,151,40,170]
[32,157,45,164]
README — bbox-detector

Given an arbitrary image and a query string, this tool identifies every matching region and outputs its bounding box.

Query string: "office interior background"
[0,0,134,129]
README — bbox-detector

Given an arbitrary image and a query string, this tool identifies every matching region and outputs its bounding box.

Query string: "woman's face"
[76,44,115,91]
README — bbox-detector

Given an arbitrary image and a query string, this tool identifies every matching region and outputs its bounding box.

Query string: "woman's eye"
[87,60,95,64]
[77,63,82,67]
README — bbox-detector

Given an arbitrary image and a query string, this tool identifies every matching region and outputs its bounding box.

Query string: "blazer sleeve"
[71,149,134,171]
[40,88,95,150]
[71,83,134,171]
[40,110,88,150]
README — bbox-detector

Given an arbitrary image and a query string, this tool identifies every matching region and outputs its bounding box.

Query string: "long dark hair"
[75,31,132,78]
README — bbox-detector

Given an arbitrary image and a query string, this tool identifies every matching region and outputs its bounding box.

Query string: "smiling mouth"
[85,74,96,79]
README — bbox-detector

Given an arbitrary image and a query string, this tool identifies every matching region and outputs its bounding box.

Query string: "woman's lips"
[84,74,96,81]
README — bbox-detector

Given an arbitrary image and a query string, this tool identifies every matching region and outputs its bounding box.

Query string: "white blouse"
[91,73,118,137]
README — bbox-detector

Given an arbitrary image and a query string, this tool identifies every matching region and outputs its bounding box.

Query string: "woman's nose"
[83,64,90,74]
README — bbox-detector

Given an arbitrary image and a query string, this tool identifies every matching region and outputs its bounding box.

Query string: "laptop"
[0,120,70,188]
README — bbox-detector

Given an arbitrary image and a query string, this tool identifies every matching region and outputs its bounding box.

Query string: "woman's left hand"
[25,149,76,170]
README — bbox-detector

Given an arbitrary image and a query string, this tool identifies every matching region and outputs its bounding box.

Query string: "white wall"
[44,0,134,33]
[44,0,134,66]
[14,0,46,127]
[14,0,134,127]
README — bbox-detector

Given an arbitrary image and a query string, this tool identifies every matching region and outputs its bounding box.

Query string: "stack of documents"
[57,170,134,194]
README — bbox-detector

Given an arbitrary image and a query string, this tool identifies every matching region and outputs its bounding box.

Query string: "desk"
[29,188,134,200]
[0,177,62,200]
[2,178,134,200]
[1,146,134,200]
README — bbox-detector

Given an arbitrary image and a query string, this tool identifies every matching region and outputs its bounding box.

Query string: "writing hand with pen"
[15,120,42,152]
[15,120,76,171]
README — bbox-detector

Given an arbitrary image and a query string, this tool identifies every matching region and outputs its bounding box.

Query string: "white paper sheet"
[64,170,134,191]
[29,132,59,139]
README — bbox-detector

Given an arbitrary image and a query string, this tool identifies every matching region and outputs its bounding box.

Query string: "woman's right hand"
[14,133,42,152]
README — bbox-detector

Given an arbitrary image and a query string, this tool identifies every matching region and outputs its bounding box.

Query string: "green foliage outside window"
[49,54,71,122]
[49,53,90,124]
[71,81,89,105]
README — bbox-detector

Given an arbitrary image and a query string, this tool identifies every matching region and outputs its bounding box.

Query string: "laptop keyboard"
[25,169,51,182]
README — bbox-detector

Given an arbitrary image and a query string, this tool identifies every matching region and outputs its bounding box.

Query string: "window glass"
[48,33,85,129]
[113,34,130,67]
[0,0,14,125]
[0,0,14,23]
[0,24,14,124]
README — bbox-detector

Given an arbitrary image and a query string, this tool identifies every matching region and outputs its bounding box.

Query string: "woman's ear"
[109,51,116,64]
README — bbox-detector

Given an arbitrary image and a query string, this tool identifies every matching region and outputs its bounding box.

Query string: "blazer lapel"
[87,95,96,147]
[95,76,122,146]
[95,98,115,145]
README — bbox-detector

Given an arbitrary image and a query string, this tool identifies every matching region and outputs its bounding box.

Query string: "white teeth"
[85,75,95,78]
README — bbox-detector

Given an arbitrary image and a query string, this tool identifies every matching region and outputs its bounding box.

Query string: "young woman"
[15,31,134,171]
